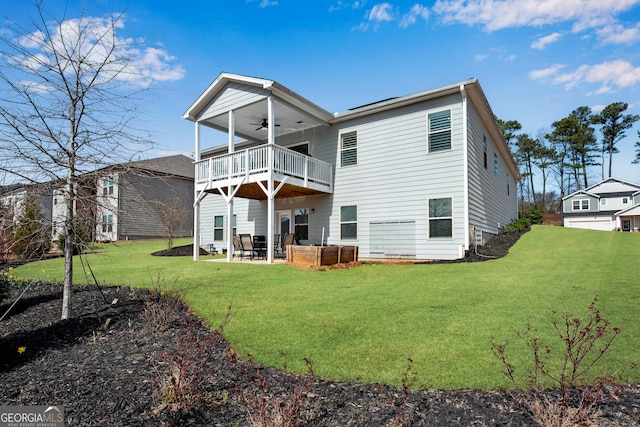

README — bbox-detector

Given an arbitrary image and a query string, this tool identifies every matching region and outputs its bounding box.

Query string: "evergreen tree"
[11,189,51,259]
[592,102,639,179]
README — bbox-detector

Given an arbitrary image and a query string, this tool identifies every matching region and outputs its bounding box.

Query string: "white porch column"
[267,95,275,263]
[193,121,201,261]
[227,110,235,262]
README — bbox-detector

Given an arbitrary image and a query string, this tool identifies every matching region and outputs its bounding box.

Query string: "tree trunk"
[61,174,74,319]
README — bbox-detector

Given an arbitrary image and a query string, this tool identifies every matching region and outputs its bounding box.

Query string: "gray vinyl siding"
[562,194,599,214]
[198,82,268,121]
[466,102,518,244]
[118,173,194,240]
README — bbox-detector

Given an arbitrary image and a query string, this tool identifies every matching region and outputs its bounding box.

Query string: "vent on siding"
[370,221,416,257]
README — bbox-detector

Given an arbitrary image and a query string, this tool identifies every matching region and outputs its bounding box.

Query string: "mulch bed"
[1,228,639,426]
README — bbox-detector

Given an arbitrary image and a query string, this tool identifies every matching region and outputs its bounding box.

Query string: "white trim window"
[340,205,358,240]
[428,110,451,152]
[623,197,629,204]
[213,215,224,241]
[101,214,113,233]
[572,199,590,211]
[102,178,114,196]
[340,130,357,167]
[294,208,309,241]
[483,135,488,169]
[428,197,453,238]
[214,214,236,241]
[493,153,499,174]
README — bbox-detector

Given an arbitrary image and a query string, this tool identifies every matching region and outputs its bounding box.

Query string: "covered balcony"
[195,143,333,200]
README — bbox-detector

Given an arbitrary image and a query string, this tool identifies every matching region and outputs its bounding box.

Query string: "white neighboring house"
[52,155,195,243]
[562,177,640,232]
[184,73,520,262]
[1,183,53,231]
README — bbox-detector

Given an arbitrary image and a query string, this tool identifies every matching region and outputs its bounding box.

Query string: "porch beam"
[193,121,201,261]
[267,95,275,262]
[227,110,235,262]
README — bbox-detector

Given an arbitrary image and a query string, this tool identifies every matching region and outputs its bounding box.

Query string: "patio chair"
[253,235,267,259]
[274,233,284,258]
[238,234,256,260]
[281,233,295,259]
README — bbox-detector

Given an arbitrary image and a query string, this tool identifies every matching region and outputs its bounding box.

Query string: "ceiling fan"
[251,119,280,131]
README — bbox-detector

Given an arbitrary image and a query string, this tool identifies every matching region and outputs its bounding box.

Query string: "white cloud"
[368,3,394,22]
[259,0,278,7]
[12,15,184,88]
[597,22,640,45]
[531,32,563,49]
[529,63,566,80]
[399,4,430,28]
[474,47,517,63]
[329,1,366,12]
[530,60,640,94]
[432,0,640,32]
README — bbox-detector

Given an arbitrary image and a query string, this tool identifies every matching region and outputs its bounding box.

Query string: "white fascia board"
[562,190,600,201]
[182,72,274,121]
[330,79,475,123]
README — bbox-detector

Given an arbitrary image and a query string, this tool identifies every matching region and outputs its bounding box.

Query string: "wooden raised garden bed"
[286,245,358,268]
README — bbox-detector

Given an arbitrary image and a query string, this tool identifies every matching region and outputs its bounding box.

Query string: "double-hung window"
[102,178,114,196]
[294,209,309,241]
[213,215,224,241]
[494,153,499,174]
[572,199,590,211]
[428,198,453,238]
[340,130,357,167]
[340,205,357,240]
[102,214,113,233]
[483,136,488,169]
[428,110,451,152]
[213,215,236,241]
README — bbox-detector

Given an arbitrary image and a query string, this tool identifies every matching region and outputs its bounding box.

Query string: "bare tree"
[155,197,188,250]
[0,2,183,318]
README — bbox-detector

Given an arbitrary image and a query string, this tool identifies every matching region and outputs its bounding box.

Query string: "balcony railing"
[195,144,333,191]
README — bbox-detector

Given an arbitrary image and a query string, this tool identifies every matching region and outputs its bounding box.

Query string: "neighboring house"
[0,183,53,229]
[184,73,519,262]
[52,154,195,242]
[562,177,640,231]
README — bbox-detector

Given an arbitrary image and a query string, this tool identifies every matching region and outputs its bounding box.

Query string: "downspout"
[193,121,201,261]
[460,84,470,258]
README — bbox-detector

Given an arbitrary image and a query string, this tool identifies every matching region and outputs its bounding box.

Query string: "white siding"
[466,102,518,245]
[326,94,467,260]
[198,82,268,121]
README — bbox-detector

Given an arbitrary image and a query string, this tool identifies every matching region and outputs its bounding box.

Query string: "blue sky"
[4,0,640,185]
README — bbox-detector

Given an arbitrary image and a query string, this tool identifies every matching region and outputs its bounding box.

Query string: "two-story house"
[184,73,519,262]
[52,154,195,242]
[562,177,640,231]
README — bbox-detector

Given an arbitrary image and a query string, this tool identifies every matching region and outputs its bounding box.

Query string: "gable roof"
[615,203,640,216]
[185,73,518,177]
[128,155,194,179]
[562,189,600,200]
[585,177,640,192]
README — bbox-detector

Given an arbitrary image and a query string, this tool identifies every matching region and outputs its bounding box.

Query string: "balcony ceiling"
[199,97,330,142]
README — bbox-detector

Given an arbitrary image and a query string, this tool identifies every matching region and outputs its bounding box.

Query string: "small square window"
[623,197,629,204]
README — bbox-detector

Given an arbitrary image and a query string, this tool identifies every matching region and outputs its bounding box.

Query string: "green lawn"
[11,226,640,390]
